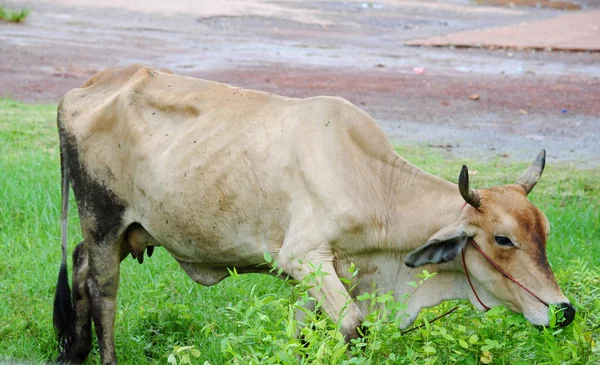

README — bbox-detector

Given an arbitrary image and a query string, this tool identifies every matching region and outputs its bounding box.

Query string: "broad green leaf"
[424,345,436,354]
[263,252,272,263]
[167,354,177,365]
[276,350,295,364]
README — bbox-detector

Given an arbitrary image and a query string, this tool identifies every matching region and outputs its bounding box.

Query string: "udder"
[122,223,160,264]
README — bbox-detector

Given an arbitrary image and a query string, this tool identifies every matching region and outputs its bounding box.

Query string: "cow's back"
[59,65,396,264]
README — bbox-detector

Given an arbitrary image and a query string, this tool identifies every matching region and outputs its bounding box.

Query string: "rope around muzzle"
[401,237,549,335]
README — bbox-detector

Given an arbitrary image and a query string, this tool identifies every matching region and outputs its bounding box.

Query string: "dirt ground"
[1,0,599,166]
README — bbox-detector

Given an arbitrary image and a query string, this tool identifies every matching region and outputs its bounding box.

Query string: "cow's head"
[405,150,575,327]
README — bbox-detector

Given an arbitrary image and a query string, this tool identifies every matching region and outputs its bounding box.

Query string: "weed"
[167,346,203,365]
[0,5,29,23]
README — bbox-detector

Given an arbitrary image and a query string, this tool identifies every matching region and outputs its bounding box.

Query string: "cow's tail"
[53,109,75,355]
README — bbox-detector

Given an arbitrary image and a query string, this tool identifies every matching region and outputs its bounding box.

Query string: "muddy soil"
[1,0,599,166]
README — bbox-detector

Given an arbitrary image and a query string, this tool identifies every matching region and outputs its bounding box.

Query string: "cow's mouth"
[522,301,575,327]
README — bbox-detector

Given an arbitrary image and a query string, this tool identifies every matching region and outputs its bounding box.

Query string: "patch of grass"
[0,5,30,23]
[0,98,598,364]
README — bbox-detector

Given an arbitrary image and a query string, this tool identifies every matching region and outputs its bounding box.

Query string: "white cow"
[53,65,574,364]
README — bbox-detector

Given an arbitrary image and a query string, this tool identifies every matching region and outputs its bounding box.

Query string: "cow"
[53,64,575,364]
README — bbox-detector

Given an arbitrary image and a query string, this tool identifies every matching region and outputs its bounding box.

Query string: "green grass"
[0,98,598,364]
[0,5,29,23]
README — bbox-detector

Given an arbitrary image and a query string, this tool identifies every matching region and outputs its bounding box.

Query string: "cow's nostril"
[557,302,576,327]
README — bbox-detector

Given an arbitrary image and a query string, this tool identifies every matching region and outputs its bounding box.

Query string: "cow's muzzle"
[557,302,576,327]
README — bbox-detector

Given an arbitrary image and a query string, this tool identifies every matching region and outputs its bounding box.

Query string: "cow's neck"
[335,154,467,255]
[336,156,475,327]
[386,157,465,252]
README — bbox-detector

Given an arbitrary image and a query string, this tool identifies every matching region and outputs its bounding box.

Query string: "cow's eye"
[495,236,514,247]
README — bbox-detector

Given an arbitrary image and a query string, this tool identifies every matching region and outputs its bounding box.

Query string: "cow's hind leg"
[58,241,93,364]
[60,112,128,364]
[62,227,148,364]
[85,233,123,365]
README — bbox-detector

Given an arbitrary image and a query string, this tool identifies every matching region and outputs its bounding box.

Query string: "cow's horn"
[459,165,481,208]
[516,149,546,195]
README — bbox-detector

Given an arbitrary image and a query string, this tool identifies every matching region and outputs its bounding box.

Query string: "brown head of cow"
[404,150,575,327]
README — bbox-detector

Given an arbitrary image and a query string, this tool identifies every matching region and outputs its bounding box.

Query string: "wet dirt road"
[1,0,599,166]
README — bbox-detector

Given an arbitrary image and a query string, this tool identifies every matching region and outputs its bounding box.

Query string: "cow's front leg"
[86,239,122,365]
[282,255,365,342]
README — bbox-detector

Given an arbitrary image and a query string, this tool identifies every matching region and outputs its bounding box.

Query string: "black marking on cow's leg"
[58,242,93,364]
[64,241,94,364]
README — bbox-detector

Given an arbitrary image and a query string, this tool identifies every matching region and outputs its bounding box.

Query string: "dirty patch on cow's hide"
[58,106,126,244]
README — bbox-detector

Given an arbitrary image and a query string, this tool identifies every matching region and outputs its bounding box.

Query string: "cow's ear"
[404,223,470,268]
